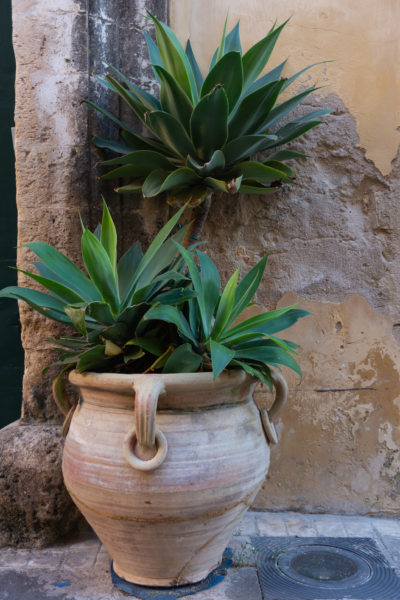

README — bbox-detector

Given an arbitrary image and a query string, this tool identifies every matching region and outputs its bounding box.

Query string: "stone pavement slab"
[1,511,400,599]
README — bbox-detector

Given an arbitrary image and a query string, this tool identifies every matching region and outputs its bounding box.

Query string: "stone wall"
[8,0,400,527]
[170,0,400,515]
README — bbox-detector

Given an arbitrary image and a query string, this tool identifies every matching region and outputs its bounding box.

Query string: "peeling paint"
[170,0,400,174]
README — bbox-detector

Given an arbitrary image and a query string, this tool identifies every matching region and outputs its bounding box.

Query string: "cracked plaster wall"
[10,0,400,515]
[170,1,400,514]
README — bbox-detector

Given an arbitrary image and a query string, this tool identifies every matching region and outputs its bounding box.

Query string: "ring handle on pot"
[123,376,168,471]
[260,370,288,445]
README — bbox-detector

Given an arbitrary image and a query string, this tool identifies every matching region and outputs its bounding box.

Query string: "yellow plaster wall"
[170,0,400,175]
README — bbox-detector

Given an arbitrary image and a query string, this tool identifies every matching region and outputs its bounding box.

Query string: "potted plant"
[89,12,329,241]
[0,201,309,586]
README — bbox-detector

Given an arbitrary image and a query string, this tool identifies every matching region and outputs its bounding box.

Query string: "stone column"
[0,0,167,547]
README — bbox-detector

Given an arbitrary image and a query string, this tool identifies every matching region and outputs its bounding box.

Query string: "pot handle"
[123,376,168,471]
[260,370,288,445]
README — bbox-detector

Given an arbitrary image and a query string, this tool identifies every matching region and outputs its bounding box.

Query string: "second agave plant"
[89,12,330,232]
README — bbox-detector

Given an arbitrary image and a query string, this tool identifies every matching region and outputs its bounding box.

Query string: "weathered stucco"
[254,294,400,515]
[170,0,400,175]
[8,0,400,522]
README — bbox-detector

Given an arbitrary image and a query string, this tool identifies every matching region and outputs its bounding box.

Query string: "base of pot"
[110,547,233,597]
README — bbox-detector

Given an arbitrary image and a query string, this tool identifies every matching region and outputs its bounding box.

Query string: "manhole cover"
[252,537,400,599]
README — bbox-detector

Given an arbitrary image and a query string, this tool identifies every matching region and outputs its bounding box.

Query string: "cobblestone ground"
[1,511,400,599]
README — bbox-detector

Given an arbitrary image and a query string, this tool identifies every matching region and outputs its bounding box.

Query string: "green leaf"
[210,339,235,379]
[94,55,161,110]
[117,242,143,302]
[101,165,151,181]
[245,60,287,94]
[190,87,229,161]
[155,65,194,132]
[267,121,322,148]
[101,149,175,169]
[0,286,71,324]
[125,336,165,357]
[212,267,240,339]
[85,100,136,135]
[120,129,174,154]
[65,306,87,336]
[239,184,278,195]
[159,168,201,194]
[242,20,288,89]
[147,11,193,100]
[232,359,272,388]
[197,251,220,337]
[86,302,115,326]
[92,137,133,155]
[209,20,242,68]
[143,304,197,345]
[201,51,243,112]
[142,169,170,198]
[234,343,302,377]
[234,161,292,185]
[223,135,275,165]
[263,159,295,178]
[255,309,310,335]
[228,79,285,139]
[262,87,318,129]
[105,74,148,124]
[185,40,203,93]
[220,304,303,341]
[228,253,269,326]
[224,21,242,53]
[100,199,117,271]
[172,241,207,335]
[151,288,198,306]
[115,181,145,194]
[143,29,163,81]
[24,242,101,302]
[130,204,187,291]
[163,343,202,373]
[81,229,120,314]
[147,111,196,158]
[76,345,108,372]
[215,13,228,63]
[187,150,225,176]
[15,268,85,305]
[266,150,308,161]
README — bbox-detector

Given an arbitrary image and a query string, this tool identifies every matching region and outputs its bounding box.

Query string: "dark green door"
[0,0,23,427]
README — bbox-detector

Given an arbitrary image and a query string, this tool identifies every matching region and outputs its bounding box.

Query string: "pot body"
[63,370,270,587]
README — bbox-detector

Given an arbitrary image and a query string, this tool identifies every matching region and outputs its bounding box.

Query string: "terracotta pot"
[63,369,286,587]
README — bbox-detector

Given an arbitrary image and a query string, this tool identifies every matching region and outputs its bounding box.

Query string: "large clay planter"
[63,369,286,587]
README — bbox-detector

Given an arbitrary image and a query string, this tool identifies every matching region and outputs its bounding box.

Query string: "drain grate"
[251,537,400,600]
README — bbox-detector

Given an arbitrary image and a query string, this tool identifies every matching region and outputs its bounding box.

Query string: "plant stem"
[182,193,213,248]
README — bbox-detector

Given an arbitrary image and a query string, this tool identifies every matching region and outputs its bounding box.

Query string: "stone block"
[0,422,82,547]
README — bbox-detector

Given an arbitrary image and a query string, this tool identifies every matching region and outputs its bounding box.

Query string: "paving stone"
[371,517,400,537]
[230,536,260,566]
[342,516,375,536]
[377,535,400,571]
[0,547,31,569]
[284,513,318,536]
[187,567,262,600]
[255,512,288,536]
[233,511,259,536]
[312,514,347,536]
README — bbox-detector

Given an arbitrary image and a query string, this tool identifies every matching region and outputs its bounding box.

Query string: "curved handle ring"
[260,370,288,445]
[123,376,168,471]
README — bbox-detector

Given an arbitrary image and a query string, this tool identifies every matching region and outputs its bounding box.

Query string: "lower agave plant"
[1,201,309,410]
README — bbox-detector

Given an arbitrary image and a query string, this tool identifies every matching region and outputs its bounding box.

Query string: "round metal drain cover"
[254,537,400,600]
[277,544,371,589]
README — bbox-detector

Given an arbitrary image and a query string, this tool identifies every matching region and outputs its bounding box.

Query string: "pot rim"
[69,368,255,394]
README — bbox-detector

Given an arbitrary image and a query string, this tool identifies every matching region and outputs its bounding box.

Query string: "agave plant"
[139,244,309,387]
[0,202,195,406]
[88,11,330,235]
